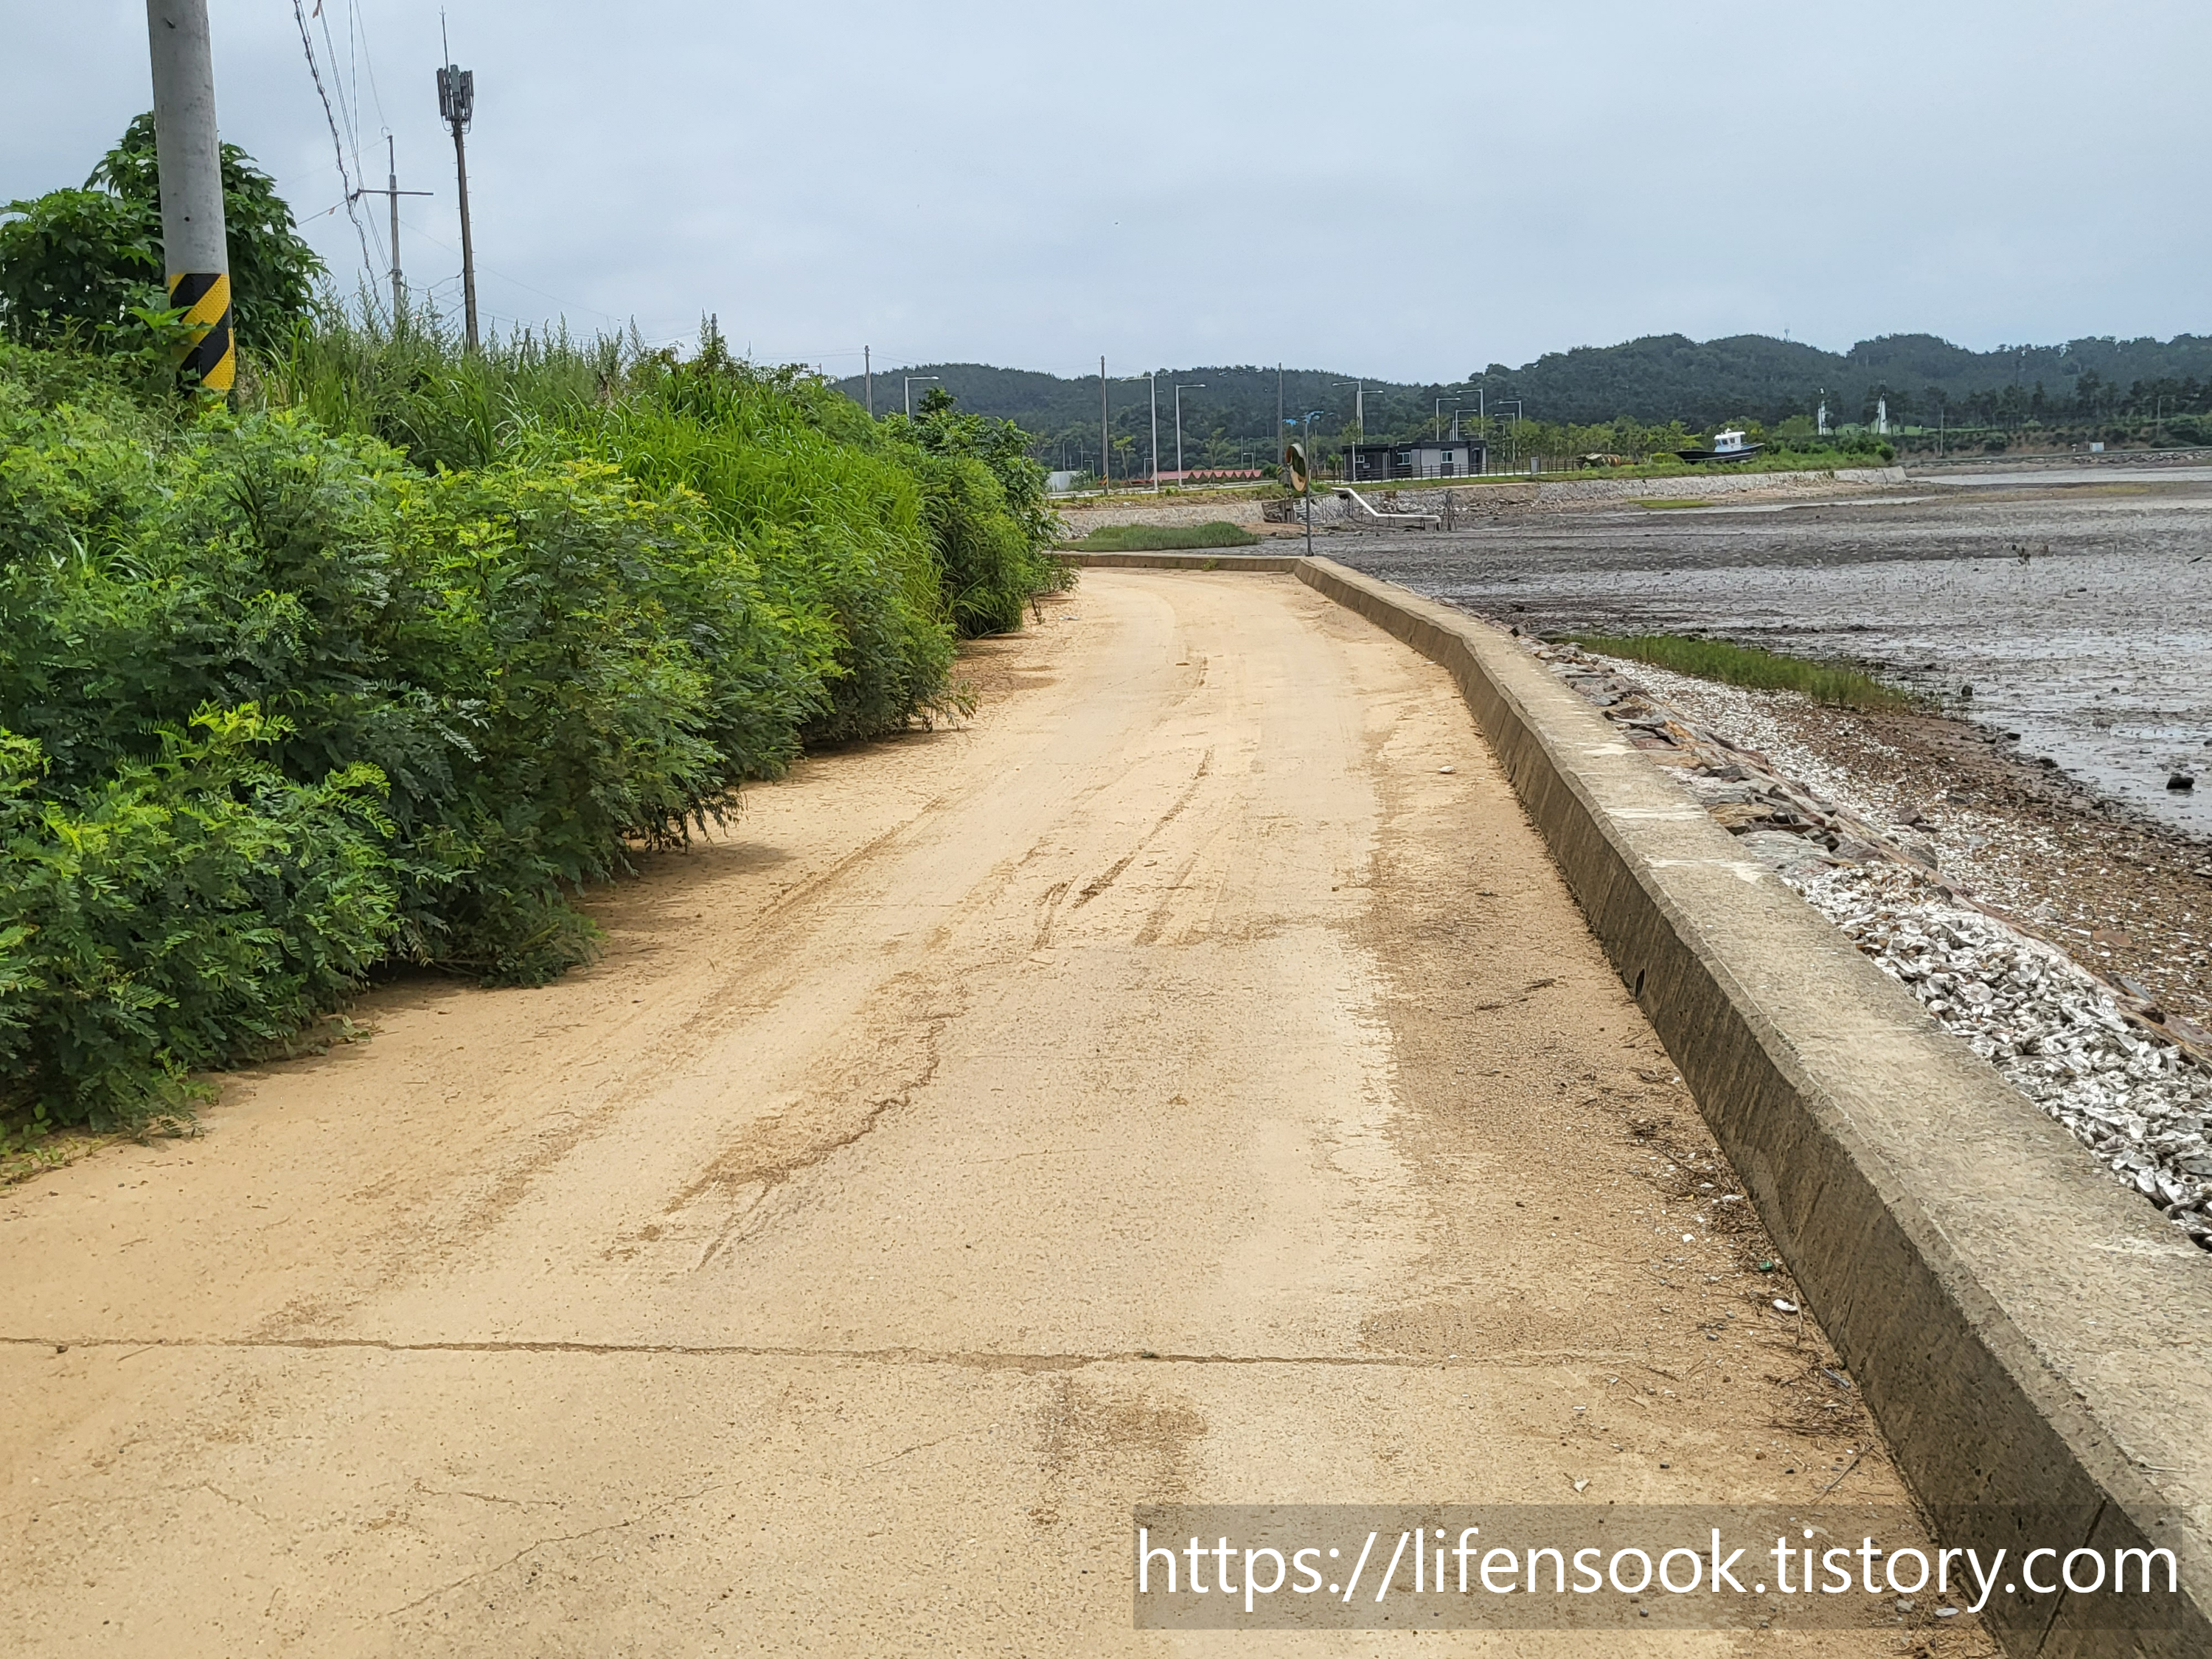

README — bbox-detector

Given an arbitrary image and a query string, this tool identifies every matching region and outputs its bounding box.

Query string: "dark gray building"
[1349,428,1486,483]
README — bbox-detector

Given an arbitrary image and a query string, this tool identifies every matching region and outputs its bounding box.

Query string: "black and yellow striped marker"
[167,270,234,392]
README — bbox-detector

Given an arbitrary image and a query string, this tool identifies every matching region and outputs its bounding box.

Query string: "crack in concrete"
[379,1481,721,1621]
[685,1011,954,1270]
[0,1334,1639,1371]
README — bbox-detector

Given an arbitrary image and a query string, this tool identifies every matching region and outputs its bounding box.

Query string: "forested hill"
[829,364,1391,471]
[833,333,2212,460]
[1469,332,2212,428]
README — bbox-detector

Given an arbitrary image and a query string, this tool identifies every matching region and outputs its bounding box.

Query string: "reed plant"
[1571,633,1913,711]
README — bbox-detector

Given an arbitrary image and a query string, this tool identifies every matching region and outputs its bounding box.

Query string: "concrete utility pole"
[864,346,872,417]
[353,135,431,322]
[437,56,479,350]
[145,0,233,390]
[1100,356,1109,490]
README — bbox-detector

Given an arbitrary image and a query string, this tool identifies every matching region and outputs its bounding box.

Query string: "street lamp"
[1433,386,1469,439]
[1492,400,1523,465]
[1330,380,1368,480]
[1175,383,1206,483]
[903,375,940,418]
[1150,372,1160,493]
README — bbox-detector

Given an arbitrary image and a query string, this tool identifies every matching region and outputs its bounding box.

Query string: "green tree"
[0,189,163,347]
[0,115,323,358]
[88,113,324,354]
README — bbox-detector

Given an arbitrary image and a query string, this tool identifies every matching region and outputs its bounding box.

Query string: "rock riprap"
[1524,636,2212,1251]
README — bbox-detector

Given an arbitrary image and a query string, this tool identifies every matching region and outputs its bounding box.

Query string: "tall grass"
[1571,634,1913,711]
[0,313,1061,1135]
[1060,521,1260,552]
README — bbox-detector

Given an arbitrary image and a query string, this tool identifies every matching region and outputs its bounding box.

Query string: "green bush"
[1,120,1065,1131]
[0,115,324,358]
[0,310,1066,1128]
[885,385,1069,635]
[0,189,164,349]
[0,709,395,1130]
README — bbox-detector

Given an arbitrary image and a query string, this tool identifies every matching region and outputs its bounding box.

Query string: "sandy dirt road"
[0,573,1986,1655]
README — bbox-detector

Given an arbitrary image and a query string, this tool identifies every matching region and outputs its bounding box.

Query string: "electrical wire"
[291,0,378,282]
[315,0,386,274]
[349,0,394,142]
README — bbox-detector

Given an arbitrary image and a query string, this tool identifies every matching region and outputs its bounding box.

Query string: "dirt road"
[1,573,1986,1655]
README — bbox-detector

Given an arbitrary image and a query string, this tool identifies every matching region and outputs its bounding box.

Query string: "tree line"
[840,331,2212,470]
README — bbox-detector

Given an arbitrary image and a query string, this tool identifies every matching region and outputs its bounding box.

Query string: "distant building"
[1349,423,1485,482]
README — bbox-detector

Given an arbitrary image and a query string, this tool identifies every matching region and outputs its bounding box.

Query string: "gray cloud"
[10,1,2205,380]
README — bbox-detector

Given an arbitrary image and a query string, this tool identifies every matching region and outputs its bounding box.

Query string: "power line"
[349,0,393,143]
[314,0,386,275]
[291,0,378,283]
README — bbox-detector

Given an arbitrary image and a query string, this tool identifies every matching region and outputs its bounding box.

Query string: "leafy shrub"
[886,385,1069,634]
[1,116,324,358]
[0,189,165,348]
[0,710,394,1130]
[0,240,1061,1126]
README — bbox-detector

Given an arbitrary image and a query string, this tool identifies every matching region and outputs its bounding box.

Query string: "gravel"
[1528,641,2212,1251]
[1792,861,2212,1233]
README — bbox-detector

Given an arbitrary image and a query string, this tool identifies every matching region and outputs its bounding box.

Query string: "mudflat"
[0,573,1986,1655]
[1341,476,2212,835]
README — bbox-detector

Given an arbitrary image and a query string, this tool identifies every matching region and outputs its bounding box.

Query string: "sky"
[10,1,2210,383]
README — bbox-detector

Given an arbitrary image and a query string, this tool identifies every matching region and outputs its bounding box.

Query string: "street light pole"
[903,374,939,417]
[1175,382,1206,481]
[1433,384,1468,440]
[1150,372,1160,493]
[1492,400,1523,465]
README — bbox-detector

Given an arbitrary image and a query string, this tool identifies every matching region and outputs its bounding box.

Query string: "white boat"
[1676,428,1764,464]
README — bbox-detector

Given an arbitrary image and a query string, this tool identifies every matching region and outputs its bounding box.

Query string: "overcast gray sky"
[11,2,2208,381]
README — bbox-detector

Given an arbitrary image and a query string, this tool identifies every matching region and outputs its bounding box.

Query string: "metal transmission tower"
[437,58,479,349]
[145,0,232,390]
[354,136,431,323]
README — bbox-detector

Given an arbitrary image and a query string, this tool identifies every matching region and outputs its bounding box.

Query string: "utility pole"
[864,346,872,417]
[437,51,479,351]
[145,0,232,391]
[353,135,431,323]
[1100,356,1109,491]
[1276,364,1284,457]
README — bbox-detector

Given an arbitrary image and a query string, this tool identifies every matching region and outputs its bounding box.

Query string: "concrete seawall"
[1060,550,2211,1657]
[1050,467,1910,533]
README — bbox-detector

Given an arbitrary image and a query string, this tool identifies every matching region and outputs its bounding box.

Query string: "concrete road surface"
[0,573,1983,1655]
